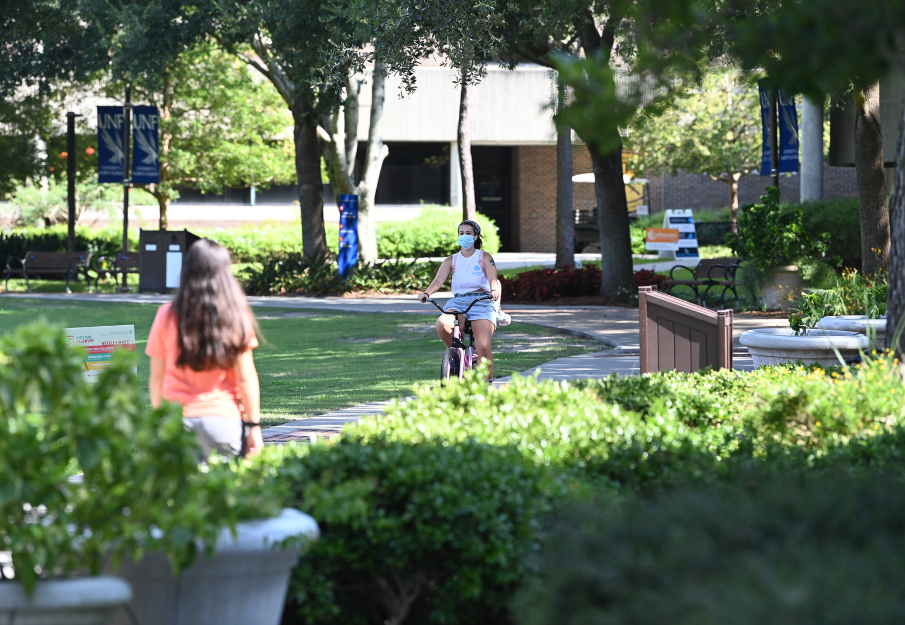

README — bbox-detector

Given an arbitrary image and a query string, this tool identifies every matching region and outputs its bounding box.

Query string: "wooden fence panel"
[639,286,733,374]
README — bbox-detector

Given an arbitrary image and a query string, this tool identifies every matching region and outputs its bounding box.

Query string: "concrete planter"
[816,315,887,348]
[759,265,806,310]
[739,328,869,367]
[108,508,319,625]
[0,576,132,625]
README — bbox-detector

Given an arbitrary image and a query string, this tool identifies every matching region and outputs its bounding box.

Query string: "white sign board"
[65,325,137,382]
[657,209,700,261]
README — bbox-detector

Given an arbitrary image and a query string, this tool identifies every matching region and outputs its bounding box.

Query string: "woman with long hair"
[146,239,263,458]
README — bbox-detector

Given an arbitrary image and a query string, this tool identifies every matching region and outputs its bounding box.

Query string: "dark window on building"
[357,142,450,205]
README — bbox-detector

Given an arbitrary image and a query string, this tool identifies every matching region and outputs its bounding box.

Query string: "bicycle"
[422,295,494,386]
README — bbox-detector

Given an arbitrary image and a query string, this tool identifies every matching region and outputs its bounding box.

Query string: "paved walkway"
[3,291,787,444]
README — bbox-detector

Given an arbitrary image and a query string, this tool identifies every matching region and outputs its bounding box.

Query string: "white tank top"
[450,250,490,294]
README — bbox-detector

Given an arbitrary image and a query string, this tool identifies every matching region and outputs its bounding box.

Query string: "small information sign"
[65,325,137,382]
[645,228,680,251]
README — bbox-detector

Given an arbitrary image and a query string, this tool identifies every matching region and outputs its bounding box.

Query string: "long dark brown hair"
[173,239,255,371]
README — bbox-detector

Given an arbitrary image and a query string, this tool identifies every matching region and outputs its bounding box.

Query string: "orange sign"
[645,228,680,243]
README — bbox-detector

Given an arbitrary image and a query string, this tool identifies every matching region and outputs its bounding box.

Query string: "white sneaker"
[496,309,512,327]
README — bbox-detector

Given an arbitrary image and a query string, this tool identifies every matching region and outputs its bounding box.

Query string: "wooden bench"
[663,257,740,309]
[94,252,139,291]
[4,251,93,293]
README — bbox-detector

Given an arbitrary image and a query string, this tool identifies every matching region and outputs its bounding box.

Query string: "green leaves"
[281,437,552,625]
[727,187,831,271]
[0,321,282,594]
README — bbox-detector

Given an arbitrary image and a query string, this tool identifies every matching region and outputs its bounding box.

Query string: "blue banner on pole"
[777,90,799,174]
[758,83,772,176]
[338,194,359,278]
[758,83,799,176]
[131,106,160,184]
[97,106,126,183]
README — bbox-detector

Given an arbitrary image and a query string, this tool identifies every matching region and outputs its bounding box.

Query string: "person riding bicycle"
[418,220,501,380]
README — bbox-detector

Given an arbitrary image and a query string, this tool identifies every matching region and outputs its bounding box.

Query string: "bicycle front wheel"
[440,347,459,387]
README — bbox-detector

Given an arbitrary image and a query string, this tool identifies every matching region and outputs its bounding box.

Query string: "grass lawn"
[0,297,603,426]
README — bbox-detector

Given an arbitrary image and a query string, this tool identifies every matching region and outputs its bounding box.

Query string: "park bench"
[94,252,140,291]
[663,257,740,309]
[4,251,93,293]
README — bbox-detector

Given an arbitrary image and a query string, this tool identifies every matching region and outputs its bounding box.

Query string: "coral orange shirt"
[145,302,258,419]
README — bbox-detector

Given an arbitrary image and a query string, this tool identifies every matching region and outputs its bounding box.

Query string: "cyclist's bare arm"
[484,254,502,302]
[418,256,453,302]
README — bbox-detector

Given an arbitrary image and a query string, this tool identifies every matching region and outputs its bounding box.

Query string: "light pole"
[66,112,81,252]
[121,86,132,290]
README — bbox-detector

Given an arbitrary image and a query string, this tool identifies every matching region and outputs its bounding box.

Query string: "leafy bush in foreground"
[0,322,281,592]
[349,356,905,489]
[515,471,905,625]
[278,438,552,625]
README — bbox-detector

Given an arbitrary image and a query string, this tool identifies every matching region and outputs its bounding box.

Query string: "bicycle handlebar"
[421,294,493,315]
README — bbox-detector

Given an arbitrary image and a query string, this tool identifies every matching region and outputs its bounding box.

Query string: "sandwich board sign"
[65,325,137,382]
[645,228,680,251]
[656,209,700,261]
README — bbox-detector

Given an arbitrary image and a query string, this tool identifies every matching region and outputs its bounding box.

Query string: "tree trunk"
[885,100,905,355]
[293,101,328,259]
[158,70,172,230]
[155,191,169,230]
[356,61,389,263]
[458,73,476,221]
[854,82,890,275]
[727,172,741,225]
[588,138,635,294]
[555,82,574,268]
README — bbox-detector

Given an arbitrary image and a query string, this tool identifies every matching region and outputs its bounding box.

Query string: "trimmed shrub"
[515,471,905,625]
[375,207,500,258]
[0,225,138,261]
[795,197,860,270]
[278,437,554,625]
[500,267,666,301]
[347,374,725,490]
[240,253,438,295]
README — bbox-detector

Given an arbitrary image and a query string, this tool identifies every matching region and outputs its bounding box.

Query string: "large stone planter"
[739,328,869,367]
[759,265,806,310]
[108,508,319,625]
[816,315,887,349]
[0,576,132,625]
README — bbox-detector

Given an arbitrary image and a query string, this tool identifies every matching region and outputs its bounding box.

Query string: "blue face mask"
[458,235,475,249]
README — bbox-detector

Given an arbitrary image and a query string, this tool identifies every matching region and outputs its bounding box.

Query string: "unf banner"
[758,82,800,175]
[131,106,159,184]
[96,105,159,184]
[97,106,126,183]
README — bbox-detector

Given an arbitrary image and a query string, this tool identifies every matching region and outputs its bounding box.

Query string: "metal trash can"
[138,229,201,293]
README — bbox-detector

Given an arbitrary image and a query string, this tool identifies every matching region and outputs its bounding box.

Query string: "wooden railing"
[639,285,733,374]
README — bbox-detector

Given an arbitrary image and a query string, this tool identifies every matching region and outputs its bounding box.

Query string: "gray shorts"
[444,291,497,327]
[183,416,243,459]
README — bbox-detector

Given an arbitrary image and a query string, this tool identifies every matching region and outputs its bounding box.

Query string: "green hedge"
[202,206,500,262]
[0,225,138,261]
[1,205,500,265]
[271,357,905,624]
[516,470,905,625]
[795,197,860,270]
[275,438,554,625]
